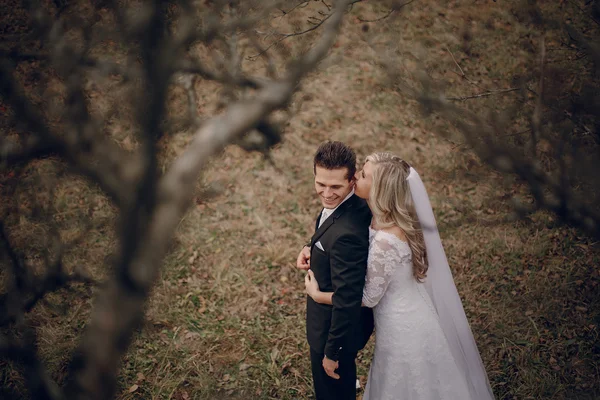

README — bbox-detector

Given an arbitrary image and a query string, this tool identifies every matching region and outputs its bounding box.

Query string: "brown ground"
[1,1,599,399]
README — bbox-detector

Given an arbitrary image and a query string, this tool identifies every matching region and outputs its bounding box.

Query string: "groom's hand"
[322,355,340,379]
[296,246,311,270]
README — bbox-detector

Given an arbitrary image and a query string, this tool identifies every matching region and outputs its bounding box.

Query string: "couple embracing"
[296,141,495,400]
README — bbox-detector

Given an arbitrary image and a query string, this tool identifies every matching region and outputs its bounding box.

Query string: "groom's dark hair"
[313,141,357,181]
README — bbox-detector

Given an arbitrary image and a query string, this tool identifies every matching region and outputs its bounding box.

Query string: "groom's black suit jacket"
[306,194,374,361]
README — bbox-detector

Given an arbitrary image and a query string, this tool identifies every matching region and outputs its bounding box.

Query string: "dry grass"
[2,1,600,399]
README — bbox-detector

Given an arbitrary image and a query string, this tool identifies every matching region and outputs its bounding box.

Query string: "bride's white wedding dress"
[362,228,472,400]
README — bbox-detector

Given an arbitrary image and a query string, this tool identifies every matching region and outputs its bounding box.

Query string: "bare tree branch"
[0,332,64,400]
[0,220,26,292]
[0,214,97,328]
[566,0,600,27]
[0,62,130,206]
[66,1,353,398]
[0,137,58,165]
[413,86,600,238]
[530,37,546,156]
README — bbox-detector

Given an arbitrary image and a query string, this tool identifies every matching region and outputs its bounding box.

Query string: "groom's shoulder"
[352,195,371,216]
[352,195,369,209]
[341,195,371,225]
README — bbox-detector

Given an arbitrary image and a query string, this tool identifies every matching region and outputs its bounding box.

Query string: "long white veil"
[407,167,495,400]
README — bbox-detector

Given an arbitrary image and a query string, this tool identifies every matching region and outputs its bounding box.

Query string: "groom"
[296,141,373,400]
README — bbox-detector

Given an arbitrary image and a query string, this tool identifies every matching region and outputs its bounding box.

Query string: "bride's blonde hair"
[366,153,428,281]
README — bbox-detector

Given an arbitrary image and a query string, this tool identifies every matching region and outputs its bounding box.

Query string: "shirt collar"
[322,189,355,217]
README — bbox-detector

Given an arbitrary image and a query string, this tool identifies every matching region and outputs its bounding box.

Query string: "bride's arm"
[362,234,398,308]
[304,270,333,305]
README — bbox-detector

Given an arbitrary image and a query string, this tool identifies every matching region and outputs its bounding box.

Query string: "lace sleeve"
[362,234,404,308]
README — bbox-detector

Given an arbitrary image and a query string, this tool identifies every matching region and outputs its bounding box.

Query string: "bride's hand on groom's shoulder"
[296,246,311,270]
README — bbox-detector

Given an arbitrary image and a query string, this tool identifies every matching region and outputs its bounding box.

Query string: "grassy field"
[1,1,600,399]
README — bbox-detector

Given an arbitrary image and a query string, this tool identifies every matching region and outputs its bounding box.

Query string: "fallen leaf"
[239,363,251,371]
[271,347,279,363]
[185,331,200,339]
[128,384,139,393]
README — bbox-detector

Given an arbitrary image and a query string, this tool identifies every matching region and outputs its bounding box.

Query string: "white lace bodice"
[361,228,472,400]
[362,229,436,315]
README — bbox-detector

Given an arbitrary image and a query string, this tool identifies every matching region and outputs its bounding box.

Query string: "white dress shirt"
[318,189,355,228]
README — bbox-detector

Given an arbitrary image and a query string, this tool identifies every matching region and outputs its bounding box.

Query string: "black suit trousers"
[310,347,357,400]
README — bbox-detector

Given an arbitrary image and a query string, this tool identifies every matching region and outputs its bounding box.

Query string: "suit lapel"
[314,209,322,233]
[310,195,357,247]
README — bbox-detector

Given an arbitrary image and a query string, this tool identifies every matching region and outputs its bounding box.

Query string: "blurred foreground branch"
[384,18,600,239]
[0,0,352,398]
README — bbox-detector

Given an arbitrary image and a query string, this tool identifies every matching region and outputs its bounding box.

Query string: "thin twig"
[445,46,484,89]
[446,46,466,76]
[277,1,310,17]
[358,8,395,22]
[177,74,201,126]
[176,59,266,89]
[446,87,519,101]
[248,12,334,60]
[249,0,363,60]
[358,0,419,23]
[502,128,532,138]
[449,128,532,150]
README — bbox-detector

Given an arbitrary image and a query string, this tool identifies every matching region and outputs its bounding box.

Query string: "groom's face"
[314,166,354,209]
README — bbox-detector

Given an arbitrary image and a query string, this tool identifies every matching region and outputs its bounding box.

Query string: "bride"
[304,153,494,400]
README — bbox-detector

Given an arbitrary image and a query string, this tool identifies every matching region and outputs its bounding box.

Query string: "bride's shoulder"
[370,227,410,256]
[378,226,407,243]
